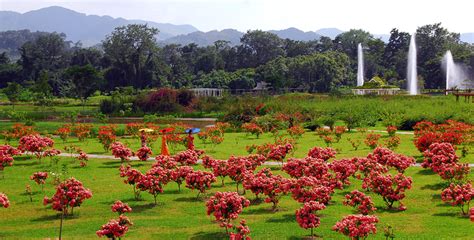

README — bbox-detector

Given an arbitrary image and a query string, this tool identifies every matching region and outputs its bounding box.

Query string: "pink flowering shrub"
[343,190,376,215]
[111,142,134,162]
[202,156,230,186]
[295,201,326,237]
[470,207,474,222]
[226,155,264,192]
[154,155,178,169]
[243,168,272,200]
[137,167,171,205]
[290,176,334,204]
[307,147,337,161]
[229,219,251,240]
[111,200,132,215]
[441,183,474,215]
[173,149,204,166]
[119,165,144,200]
[260,173,292,211]
[30,172,48,190]
[97,215,133,239]
[206,191,250,233]
[43,177,92,215]
[368,147,414,173]
[0,145,19,172]
[422,142,459,173]
[363,173,412,210]
[18,135,54,160]
[364,134,381,149]
[386,125,397,137]
[267,143,293,164]
[329,159,357,186]
[170,166,194,191]
[185,170,216,197]
[0,193,9,208]
[332,215,379,239]
[136,146,153,161]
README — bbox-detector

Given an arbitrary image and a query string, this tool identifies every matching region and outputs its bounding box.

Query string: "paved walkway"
[53,153,474,167]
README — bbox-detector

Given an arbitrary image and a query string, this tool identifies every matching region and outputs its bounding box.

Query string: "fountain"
[442,50,470,91]
[407,33,418,95]
[357,43,364,86]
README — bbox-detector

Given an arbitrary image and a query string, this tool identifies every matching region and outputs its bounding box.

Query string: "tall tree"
[65,64,103,107]
[240,30,285,67]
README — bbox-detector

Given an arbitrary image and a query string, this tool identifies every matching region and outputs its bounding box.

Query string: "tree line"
[0,23,473,103]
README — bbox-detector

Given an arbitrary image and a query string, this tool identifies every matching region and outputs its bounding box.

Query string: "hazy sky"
[1,0,472,34]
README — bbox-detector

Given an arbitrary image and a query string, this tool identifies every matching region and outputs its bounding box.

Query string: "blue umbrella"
[185,128,201,134]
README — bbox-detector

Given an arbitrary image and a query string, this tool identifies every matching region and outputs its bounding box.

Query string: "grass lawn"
[0,130,473,239]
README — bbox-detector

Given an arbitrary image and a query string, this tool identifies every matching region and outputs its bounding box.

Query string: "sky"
[0,0,472,34]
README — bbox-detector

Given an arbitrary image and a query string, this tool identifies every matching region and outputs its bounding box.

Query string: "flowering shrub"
[55,125,71,142]
[384,136,401,150]
[72,124,93,141]
[470,207,474,222]
[242,123,264,138]
[202,156,230,186]
[111,200,132,215]
[98,125,117,151]
[352,157,388,181]
[30,172,48,190]
[363,173,412,210]
[347,138,361,151]
[227,156,257,192]
[307,147,337,161]
[2,123,37,141]
[287,125,305,139]
[174,149,204,166]
[136,146,153,161]
[437,163,470,182]
[413,120,471,152]
[77,151,89,167]
[111,142,134,162]
[290,176,334,204]
[97,215,133,239]
[422,143,459,173]
[368,147,414,173]
[260,173,292,211]
[154,155,178,169]
[441,183,474,215]
[364,134,381,149]
[0,145,19,172]
[18,135,54,159]
[119,165,144,200]
[329,159,357,186]
[125,122,144,136]
[43,177,92,215]
[206,192,250,233]
[0,193,9,208]
[322,135,334,147]
[295,201,326,237]
[170,166,194,191]
[334,126,346,142]
[185,170,216,197]
[343,190,376,215]
[332,215,379,239]
[229,219,251,240]
[386,125,397,137]
[42,148,61,159]
[243,168,272,200]
[137,167,171,204]
[267,143,293,164]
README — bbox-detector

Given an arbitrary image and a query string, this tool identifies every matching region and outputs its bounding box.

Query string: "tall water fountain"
[357,43,364,86]
[442,50,470,91]
[407,33,418,95]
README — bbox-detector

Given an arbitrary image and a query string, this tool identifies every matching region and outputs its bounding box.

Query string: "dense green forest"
[0,23,473,102]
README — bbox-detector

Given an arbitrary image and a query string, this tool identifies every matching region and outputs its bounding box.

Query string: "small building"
[189,88,225,97]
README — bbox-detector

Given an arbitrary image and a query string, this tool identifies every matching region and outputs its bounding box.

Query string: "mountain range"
[1,6,473,47]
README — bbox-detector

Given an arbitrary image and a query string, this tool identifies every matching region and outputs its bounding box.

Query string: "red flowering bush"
[363,173,412,210]
[287,125,305,139]
[437,163,470,182]
[470,207,474,222]
[76,151,89,167]
[98,125,117,151]
[55,125,71,142]
[30,172,48,190]
[307,147,337,161]
[226,155,261,192]
[18,134,54,159]
[322,135,334,147]
[422,142,459,173]
[332,215,378,239]
[386,125,397,137]
[170,166,194,191]
[329,159,357,186]
[441,183,474,215]
[111,142,134,162]
[0,145,19,172]
[368,147,414,173]
[154,155,178,169]
[119,165,144,200]
[260,173,292,211]
[111,200,132,215]
[295,201,326,237]
[229,219,251,240]
[202,156,230,186]
[72,124,93,141]
[384,136,401,150]
[97,215,133,239]
[267,143,293,164]
[2,123,37,141]
[282,158,310,178]
[0,193,9,208]
[173,149,204,166]
[352,157,388,181]
[343,190,376,215]
[42,148,61,159]
[137,167,171,204]
[242,123,264,138]
[136,146,153,161]
[347,138,361,151]
[334,126,346,142]
[125,122,144,136]
[413,120,471,152]
[185,170,216,197]
[206,191,250,233]
[364,134,381,149]
[43,177,92,215]
[290,176,334,204]
[243,168,272,200]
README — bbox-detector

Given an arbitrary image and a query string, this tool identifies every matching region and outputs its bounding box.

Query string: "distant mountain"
[269,28,321,41]
[0,6,198,46]
[315,28,344,39]
[161,29,244,46]
[461,33,474,44]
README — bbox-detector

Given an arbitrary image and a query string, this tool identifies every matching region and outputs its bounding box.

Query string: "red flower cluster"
[295,201,326,232]
[343,190,376,215]
[119,165,144,200]
[441,183,474,215]
[332,215,378,239]
[259,172,291,211]
[386,125,397,136]
[352,157,388,181]
[98,125,117,151]
[413,120,471,152]
[137,167,171,204]
[363,173,412,210]
[76,151,89,167]
[243,168,272,199]
[111,142,134,162]
[287,125,305,139]
[368,147,415,173]
[202,156,230,186]
[384,136,401,150]
[267,143,293,163]
[0,193,9,208]
[111,200,132,215]
[170,166,194,191]
[55,125,71,142]
[242,123,264,138]
[30,171,48,185]
[136,146,153,161]
[328,159,357,186]
[290,176,334,204]
[97,215,133,239]
[43,177,92,214]
[2,123,37,141]
[18,135,54,159]
[206,191,250,232]
[154,155,178,169]
[42,148,61,158]
[185,170,216,196]
[364,134,381,149]
[307,147,337,161]
[229,219,251,240]
[226,155,266,191]
[72,124,93,141]
[0,145,20,171]
[173,149,204,165]
[422,142,470,182]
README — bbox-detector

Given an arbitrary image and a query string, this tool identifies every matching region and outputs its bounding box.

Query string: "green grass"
[0,129,473,239]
